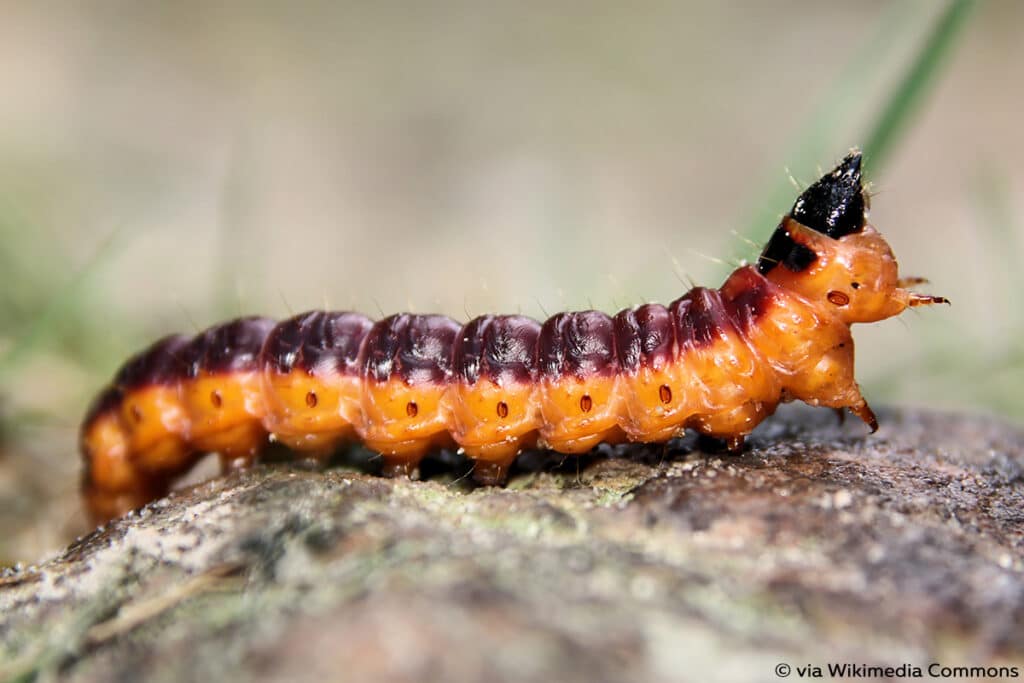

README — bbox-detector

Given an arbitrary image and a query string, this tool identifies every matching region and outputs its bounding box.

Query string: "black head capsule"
[790,151,866,239]
[757,151,867,274]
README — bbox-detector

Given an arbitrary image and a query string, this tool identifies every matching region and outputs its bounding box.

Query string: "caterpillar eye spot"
[851,282,861,290]
[406,401,418,418]
[305,391,318,408]
[659,385,673,404]
[579,395,593,413]
[210,390,222,408]
[828,290,850,306]
[496,401,509,419]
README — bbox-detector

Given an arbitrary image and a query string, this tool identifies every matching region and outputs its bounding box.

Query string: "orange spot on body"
[359,377,450,459]
[181,371,266,457]
[540,375,623,452]
[259,368,360,452]
[448,379,540,465]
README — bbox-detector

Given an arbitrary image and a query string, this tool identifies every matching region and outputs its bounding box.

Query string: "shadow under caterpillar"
[80,151,947,523]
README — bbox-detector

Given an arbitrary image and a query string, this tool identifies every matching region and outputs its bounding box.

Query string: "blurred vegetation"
[873,164,1023,417]
[0,0,1012,447]
[0,0,1021,564]
[0,0,1015,561]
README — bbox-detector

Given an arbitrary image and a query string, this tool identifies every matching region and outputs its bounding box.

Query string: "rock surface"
[1,405,1023,682]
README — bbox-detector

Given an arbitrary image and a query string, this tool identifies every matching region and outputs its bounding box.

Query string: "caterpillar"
[80,151,947,524]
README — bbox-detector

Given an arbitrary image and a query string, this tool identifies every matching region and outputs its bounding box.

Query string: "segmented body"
[80,152,946,523]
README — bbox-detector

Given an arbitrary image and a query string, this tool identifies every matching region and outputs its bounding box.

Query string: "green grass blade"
[738,0,977,259]
[738,1,926,245]
[0,229,125,380]
[862,0,978,169]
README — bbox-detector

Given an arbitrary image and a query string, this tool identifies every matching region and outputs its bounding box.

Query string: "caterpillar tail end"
[83,481,168,526]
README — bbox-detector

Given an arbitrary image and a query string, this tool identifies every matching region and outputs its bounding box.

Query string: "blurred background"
[0,0,1019,562]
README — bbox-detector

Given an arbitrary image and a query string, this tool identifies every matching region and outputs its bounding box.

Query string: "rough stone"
[1,405,1022,682]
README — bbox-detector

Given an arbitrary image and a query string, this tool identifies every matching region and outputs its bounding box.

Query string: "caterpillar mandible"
[80,151,948,523]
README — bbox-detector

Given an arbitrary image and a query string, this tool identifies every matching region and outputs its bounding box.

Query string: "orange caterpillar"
[80,152,947,523]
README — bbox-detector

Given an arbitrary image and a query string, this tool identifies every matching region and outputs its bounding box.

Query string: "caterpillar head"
[757,151,947,324]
